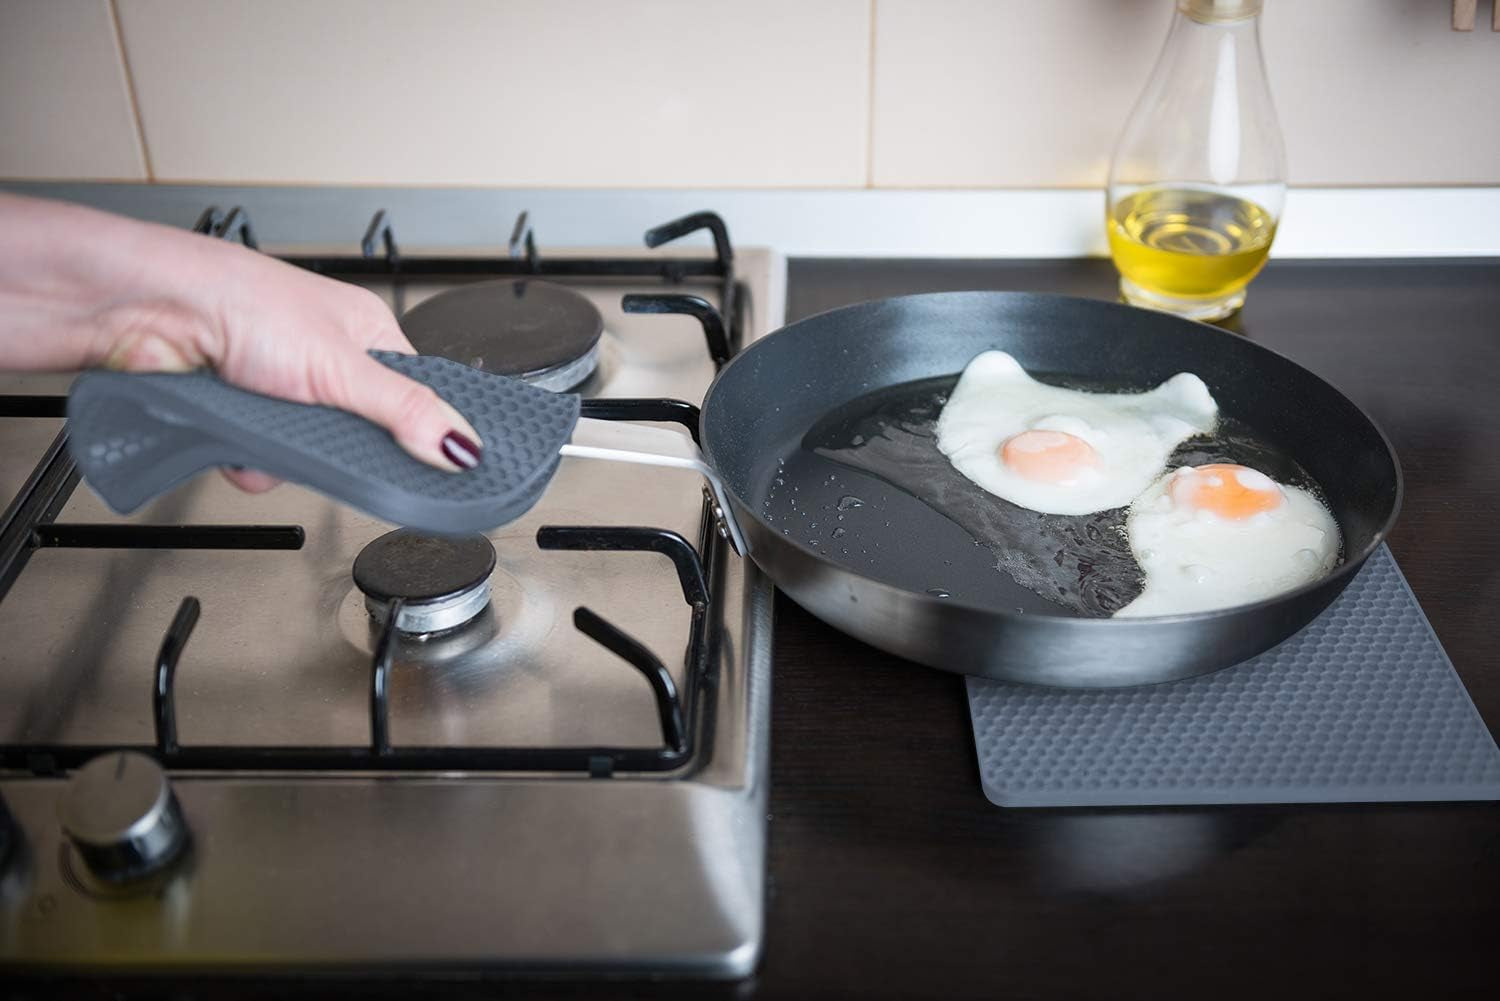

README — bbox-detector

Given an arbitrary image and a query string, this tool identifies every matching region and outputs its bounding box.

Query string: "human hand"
[0,194,483,493]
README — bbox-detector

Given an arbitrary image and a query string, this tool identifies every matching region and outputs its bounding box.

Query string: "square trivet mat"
[966,546,1500,807]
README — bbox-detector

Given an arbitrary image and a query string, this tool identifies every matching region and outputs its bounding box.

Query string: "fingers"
[220,467,282,493]
[318,351,484,473]
[340,297,482,472]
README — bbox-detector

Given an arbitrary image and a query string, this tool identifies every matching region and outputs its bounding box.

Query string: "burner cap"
[400,279,603,391]
[353,529,497,634]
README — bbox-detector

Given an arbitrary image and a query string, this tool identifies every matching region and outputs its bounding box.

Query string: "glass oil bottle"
[1107,0,1286,321]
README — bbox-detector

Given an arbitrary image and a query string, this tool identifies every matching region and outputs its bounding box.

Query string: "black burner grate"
[0,210,742,778]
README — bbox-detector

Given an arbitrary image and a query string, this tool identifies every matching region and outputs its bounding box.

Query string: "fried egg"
[1115,463,1341,617]
[934,351,1219,515]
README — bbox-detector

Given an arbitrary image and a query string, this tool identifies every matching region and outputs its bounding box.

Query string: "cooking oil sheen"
[1108,187,1276,305]
[764,374,1322,618]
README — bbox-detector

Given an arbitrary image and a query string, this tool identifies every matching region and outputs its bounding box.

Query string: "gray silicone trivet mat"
[966,545,1500,807]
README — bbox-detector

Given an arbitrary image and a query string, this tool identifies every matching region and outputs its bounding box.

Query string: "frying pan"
[67,292,1401,689]
[697,291,1401,687]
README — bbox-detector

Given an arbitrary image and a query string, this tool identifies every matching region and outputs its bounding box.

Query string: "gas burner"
[352,529,497,635]
[400,278,604,391]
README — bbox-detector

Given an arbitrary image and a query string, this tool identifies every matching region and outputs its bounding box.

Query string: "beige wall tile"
[0,0,148,180]
[871,0,1172,188]
[115,0,870,187]
[1265,0,1500,186]
[872,0,1500,189]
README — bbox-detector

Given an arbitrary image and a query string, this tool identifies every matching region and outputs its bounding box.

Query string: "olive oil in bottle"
[1107,187,1277,318]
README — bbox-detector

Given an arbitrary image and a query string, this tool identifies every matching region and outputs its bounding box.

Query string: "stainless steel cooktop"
[0,215,783,977]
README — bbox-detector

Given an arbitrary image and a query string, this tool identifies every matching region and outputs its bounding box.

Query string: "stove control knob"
[58,751,188,882]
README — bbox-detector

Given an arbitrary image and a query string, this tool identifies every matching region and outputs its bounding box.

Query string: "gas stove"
[0,208,783,976]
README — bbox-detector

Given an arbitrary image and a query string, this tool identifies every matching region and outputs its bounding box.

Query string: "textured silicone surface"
[66,352,581,535]
[967,546,1500,807]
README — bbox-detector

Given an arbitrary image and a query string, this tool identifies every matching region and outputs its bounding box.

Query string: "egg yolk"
[1170,463,1284,519]
[999,430,1101,484]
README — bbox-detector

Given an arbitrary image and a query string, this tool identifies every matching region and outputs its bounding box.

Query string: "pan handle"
[561,418,747,556]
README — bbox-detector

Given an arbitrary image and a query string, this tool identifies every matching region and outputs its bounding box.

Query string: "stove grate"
[0,210,742,780]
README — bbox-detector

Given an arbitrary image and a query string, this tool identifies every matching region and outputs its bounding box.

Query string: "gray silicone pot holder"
[66,352,581,535]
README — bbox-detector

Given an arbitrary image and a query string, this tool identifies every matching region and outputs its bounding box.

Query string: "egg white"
[934,350,1219,515]
[1115,467,1342,618]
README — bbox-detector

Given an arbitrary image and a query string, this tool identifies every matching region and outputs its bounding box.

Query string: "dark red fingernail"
[440,430,483,470]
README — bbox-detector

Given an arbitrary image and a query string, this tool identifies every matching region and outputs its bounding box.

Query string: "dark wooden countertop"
[749,257,1500,1001]
[22,258,1500,1001]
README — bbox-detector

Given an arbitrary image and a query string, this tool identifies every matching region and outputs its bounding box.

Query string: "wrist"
[0,194,227,371]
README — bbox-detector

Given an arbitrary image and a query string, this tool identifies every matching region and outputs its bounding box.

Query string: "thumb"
[101,328,204,373]
[320,352,485,472]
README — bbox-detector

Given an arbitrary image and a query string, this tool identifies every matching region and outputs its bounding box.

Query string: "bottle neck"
[1109,0,1284,196]
[1178,0,1262,24]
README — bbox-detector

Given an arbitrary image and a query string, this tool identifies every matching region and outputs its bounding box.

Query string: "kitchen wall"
[2,0,1498,188]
